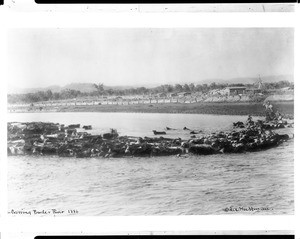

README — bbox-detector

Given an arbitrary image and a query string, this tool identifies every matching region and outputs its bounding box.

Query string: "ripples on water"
[7,113,294,215]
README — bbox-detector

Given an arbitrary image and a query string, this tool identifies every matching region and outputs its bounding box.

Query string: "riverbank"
[8,101,294,117]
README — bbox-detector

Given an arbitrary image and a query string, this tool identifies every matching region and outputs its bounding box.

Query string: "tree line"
[8,81,293,104]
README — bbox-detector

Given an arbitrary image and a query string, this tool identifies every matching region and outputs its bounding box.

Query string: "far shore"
[8,101,294,117]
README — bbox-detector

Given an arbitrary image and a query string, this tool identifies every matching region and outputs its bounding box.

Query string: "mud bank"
[8,101,294,117]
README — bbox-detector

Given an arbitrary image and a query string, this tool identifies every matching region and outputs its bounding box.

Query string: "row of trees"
[8,89,83,104]
[8,81,293,104]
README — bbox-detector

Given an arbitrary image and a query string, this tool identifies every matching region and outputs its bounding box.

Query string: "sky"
[7,28,294,89]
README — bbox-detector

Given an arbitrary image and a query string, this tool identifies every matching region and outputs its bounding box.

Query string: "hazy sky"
[7,28,294,88]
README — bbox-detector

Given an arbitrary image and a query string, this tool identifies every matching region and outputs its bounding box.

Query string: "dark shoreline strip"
[7,101,294,117]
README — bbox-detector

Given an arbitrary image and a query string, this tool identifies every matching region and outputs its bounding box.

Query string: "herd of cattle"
[7,115,293,158]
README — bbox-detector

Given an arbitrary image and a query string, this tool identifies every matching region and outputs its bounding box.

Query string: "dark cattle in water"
[103,133,118,140]
[190,130,202,134]
[7,118,293,158]
[166,127,175,130]
[233,121,245,128]
[153,130,166,135]
[103,129,119,140]
[75,149,91,158]
[68,124,80,129]
[190,138,204,144]
[189,144,217,155]
[131,144,152,157]
[275,134,289,141]
[41,146,57,155]
[83,125,92,130]
[65,128,77,135]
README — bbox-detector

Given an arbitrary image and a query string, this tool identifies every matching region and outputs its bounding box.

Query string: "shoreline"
[8,101,294,117]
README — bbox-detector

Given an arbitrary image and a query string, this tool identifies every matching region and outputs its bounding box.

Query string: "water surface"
[7,112,294,215]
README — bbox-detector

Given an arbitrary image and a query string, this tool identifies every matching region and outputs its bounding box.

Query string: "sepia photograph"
[6,28,294,216]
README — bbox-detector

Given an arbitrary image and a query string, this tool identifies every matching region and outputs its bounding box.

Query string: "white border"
[1,230,295,239]
[1,11,297,28]
[0,3,299,239]
[4,0,296,12]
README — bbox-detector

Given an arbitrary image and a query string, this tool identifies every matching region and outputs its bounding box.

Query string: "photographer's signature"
[223,206,273,212]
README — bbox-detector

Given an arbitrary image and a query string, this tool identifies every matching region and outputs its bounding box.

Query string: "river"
[7,112,294,215]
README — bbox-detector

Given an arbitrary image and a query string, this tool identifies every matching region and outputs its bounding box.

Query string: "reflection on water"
[7,112,294,215]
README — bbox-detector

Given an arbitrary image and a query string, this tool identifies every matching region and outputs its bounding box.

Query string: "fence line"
[7,93,269,109]
[8,96,205,108]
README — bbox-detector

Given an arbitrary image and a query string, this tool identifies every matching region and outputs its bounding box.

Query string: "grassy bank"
[10,101,294,117]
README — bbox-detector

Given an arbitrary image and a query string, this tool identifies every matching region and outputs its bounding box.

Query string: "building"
[224,87,247,95]
[245,88,262,94]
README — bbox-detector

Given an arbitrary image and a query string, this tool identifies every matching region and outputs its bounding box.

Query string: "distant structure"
[256,75,263,90]
[169,93,178,97]
[178,92,192,97]
[223,86,246,96]
[243,75,263,94]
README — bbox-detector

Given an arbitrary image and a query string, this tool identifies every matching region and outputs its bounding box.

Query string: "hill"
[198,74,293,85]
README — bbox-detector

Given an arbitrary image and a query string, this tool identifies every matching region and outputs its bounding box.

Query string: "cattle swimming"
[7,116,293,158]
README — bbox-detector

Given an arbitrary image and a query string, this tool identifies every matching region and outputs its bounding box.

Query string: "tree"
[183,84,191,92]
[165,84,174,93]
[45,90,53,100]
[61,89,81,99]
[175,84,183,92]
[53,92,60,100]
[188,83,195,92]
[202,84,208,92]
[209,82,217,90]
[93,83,104,97]
[106,89,114,96]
